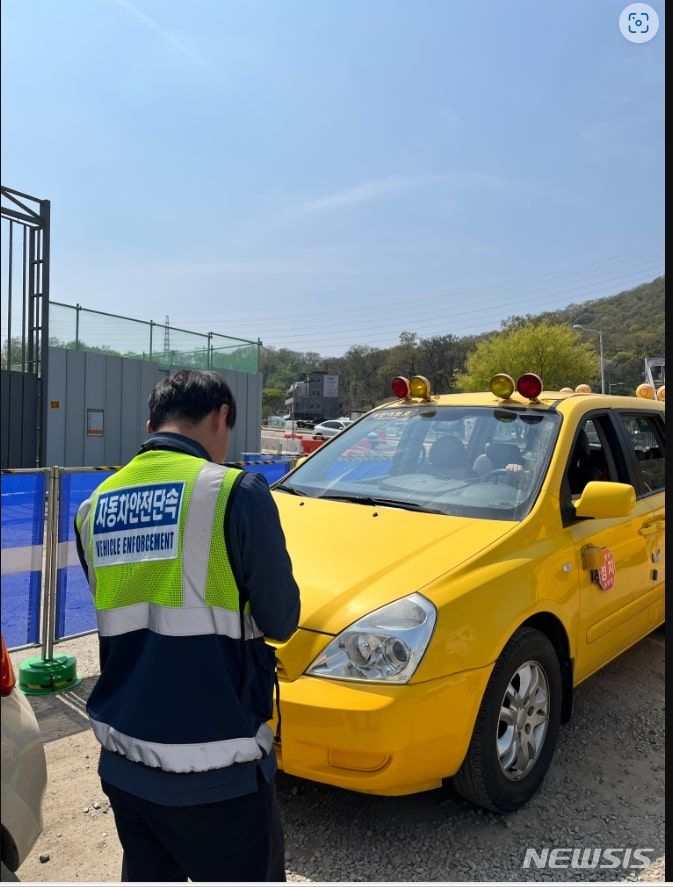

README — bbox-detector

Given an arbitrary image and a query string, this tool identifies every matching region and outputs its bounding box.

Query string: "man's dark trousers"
[103,773,286,882]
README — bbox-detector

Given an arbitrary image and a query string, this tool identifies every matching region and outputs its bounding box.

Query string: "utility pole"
[163,315,170,353]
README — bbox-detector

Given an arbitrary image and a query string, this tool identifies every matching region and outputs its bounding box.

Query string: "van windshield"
[276,405,561,521]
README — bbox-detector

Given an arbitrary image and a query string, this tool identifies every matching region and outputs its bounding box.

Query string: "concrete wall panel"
[45,350,261,467]
[246,373,263,454]
[103,356,122,465]
[83,353,105,466]
[45,348,67,466]
[119,358,141,464]
[64,350,86,466]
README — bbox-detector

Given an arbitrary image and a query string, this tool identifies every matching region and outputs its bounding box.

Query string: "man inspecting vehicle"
[74,369,300,882]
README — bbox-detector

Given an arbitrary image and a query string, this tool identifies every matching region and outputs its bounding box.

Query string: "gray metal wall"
[46,348,262,467]
[0,370,38,468]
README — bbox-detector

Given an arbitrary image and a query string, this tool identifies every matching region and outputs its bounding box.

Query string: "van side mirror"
[573,481,636,520]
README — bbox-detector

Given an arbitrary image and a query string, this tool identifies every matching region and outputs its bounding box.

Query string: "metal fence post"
[38,201,50,469]
[19,466,82,695]
[39,465,58,660]
[75,303,81,349]
[45,466,61,661]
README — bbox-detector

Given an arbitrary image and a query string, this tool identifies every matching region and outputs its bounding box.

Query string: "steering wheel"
[458,469,512,489]
[486,469,511,483]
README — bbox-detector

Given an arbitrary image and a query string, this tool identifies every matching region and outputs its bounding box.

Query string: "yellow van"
[269,374,665,811]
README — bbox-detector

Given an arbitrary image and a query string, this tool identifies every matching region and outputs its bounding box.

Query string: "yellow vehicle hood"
[273,493,515,635]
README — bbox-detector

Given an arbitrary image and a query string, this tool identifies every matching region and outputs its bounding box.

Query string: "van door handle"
[639,520,665,536]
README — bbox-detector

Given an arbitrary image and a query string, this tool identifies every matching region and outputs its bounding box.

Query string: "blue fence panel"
[242,461,292,485]
[1,472,47,648]
[55,471,114,640]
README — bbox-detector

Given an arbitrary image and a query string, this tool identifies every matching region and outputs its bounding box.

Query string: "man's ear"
[218,403,229,430]
[146,420,152,433]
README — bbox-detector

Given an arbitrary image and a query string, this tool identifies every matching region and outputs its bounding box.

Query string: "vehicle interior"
[287,407,561,520]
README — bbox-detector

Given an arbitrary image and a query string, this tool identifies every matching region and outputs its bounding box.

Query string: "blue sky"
[1,0,665,355]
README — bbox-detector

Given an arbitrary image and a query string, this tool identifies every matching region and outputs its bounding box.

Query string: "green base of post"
[19,655,82,696]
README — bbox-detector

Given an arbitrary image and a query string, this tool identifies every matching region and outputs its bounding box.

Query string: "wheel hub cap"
[496,660,550,781]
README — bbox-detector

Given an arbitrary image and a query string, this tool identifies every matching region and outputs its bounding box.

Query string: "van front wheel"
[452,626,561,812]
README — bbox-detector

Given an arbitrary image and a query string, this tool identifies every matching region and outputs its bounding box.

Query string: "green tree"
[455,321,598,392]
[262,387,286,418]
[341,344,387,412]
[378,331,419,383]
[521,275,664,391]
[416,333,475,393]
[1,337,23,370]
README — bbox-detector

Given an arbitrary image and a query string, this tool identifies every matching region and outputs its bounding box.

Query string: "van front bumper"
[271,663,493,796]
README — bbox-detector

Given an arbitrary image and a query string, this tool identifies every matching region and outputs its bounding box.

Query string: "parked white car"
[312,419,352,438]
[1,636,47,878]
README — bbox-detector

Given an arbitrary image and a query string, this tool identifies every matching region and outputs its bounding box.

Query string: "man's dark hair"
[149,369,237,430]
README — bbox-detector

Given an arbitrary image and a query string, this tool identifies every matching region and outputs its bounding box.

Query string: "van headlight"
[305,593,436,684]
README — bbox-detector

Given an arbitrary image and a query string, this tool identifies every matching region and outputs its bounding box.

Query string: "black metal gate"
[1,186,50,467]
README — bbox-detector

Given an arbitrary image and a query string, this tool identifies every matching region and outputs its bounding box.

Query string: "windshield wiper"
[274,483,311,497]
[317,493,445,515]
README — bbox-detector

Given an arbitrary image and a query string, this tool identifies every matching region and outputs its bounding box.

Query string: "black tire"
[452,626,562,812]
[0,861,19,882]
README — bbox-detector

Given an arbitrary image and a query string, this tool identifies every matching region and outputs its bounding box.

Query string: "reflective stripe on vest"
[89,717,274,773]
[96,603,262,638]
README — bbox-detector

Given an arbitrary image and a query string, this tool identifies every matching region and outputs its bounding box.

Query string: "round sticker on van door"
[597,548,616,591]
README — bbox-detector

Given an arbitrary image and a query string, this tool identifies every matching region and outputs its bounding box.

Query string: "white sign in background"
[323,375,339,398]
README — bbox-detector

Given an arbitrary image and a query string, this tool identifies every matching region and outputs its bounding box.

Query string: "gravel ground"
[11,627,665,883]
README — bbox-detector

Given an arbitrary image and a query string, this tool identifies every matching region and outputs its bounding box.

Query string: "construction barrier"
[302,438,325,455]
[2,457,301,653]
[54,468,116,642]
[0,469,48,649]
[241,454,296,485]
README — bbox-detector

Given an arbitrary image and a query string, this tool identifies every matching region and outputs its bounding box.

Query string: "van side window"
[566,420,606,498]
[560,414,627,525]
[619,414,666,494]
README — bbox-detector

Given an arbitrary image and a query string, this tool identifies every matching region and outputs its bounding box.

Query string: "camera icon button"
[619,3,660,43]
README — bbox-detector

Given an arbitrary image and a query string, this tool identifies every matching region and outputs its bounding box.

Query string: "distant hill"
[260,275,664,414]
[503,275,664,392]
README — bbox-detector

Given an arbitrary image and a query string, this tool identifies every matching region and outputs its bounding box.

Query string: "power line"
[257,266,664,346]
[242,264,663,341]
[171,241,664,331]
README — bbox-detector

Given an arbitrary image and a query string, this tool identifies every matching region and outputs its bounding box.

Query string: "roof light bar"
[489,373,515,399]
[636,383,656,400]
[516,373,543,401]
[409,375,431,400]
[391,376,411,399]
